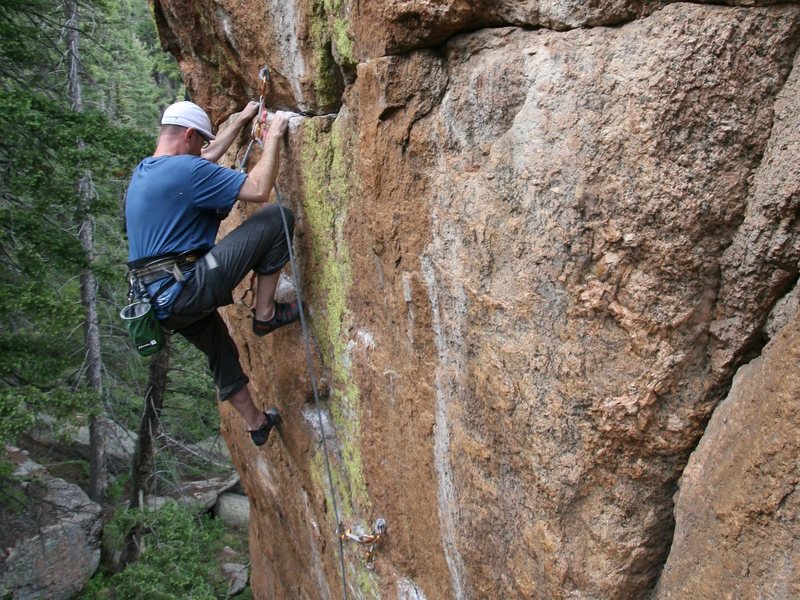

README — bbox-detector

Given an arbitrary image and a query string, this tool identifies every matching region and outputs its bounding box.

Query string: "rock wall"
[153,1,800,598]
[655,294,800,599]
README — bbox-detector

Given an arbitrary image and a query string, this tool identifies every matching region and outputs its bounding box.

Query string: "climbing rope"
[274,188,350,599]
[238,65,354,600]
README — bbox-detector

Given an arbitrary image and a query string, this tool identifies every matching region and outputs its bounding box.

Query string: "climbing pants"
[161,204,295,400]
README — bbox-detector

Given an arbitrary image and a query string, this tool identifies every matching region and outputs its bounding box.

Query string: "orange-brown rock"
[155,1,800,598]
[656,307,800,599]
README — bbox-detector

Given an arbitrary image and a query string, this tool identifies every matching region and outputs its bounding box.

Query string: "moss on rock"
[300,115,370,530]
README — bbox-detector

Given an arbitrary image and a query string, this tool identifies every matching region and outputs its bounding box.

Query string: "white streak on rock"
[265,0,307,109]
[397,576,428,600]
[422,250,467,600]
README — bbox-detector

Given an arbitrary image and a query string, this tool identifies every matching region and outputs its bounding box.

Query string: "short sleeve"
[191,159,248,212]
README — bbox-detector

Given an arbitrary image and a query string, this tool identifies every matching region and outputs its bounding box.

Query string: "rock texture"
[0,450,102,600]
[154,1,800,598]
[655,304,800,599]
[214,492,251,529]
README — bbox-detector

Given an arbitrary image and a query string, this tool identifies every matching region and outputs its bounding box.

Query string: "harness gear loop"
[127,250,204,285]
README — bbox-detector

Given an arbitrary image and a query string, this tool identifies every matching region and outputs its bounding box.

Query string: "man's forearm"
[235,113,288,203]
[201,111,252,163]
[239,134,281,203]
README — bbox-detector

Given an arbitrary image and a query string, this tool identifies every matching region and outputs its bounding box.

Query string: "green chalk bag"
[120,299,164,357]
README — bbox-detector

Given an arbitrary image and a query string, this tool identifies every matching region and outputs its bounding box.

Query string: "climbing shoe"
[249,408,281,447]
[252,301,300,336]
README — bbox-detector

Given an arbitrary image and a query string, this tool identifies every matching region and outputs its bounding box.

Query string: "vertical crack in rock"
[655,18,800,597]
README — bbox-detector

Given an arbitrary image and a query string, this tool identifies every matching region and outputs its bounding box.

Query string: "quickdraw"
[252,65,270,141]
[237,65,271,174]
[238,65,272,309]
[339,518,387,570]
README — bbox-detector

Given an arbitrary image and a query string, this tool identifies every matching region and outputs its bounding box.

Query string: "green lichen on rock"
[309,1,342,109]
[324,0,354,67]
[301,117,378,596]
[332,17,354,68]
[309,451,381,599]
[300,115,369,519]
[309,0,355,107]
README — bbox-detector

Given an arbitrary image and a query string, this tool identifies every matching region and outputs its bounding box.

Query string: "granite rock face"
[656,308,800,599]
[155,2,800,598]
[0,453,102,600]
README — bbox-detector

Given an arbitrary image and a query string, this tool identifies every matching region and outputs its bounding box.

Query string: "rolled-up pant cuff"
[219,377,250,402]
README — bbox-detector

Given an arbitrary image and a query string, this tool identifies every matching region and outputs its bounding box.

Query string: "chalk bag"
[120,300,164,357]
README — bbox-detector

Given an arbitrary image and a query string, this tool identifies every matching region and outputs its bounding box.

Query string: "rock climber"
[125,100,300,446]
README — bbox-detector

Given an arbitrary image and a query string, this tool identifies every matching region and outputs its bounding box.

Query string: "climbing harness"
[128,250,205,284]
[121,250,204,356]
[238,65,387,598]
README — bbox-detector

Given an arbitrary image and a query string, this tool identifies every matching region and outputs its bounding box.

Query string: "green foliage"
[0,3,226,591]
[0,88,153,446]
[105,473,130,503]
[159,336,220,444]
[82,501,228,600]
[0,0,199,452]
[0,2,230,594]
[80,0,185,130]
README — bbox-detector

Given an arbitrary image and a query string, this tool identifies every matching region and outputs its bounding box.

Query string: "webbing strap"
[275,188,349,600]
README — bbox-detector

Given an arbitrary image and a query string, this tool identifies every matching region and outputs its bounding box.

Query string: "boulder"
[186,434,233,465]
[0,448,102,600]
[221,562,249,596]
[214,492,250,529]
[29,414,137,465]
[146,472,240,512]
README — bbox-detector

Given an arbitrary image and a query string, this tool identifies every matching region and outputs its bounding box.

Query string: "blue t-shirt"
[126,155,247,318]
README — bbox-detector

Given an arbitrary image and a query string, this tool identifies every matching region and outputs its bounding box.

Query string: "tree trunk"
[81,213,107,501]
[129,337,171,508]
[66,0,107,501]
[123,338,170,567]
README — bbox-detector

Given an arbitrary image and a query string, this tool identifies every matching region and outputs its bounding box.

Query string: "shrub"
[82,500,227,599]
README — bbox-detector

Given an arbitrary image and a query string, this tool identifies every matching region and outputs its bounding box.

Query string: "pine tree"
[0,0,160,451]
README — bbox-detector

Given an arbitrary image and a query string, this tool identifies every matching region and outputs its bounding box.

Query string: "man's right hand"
[266,112,289,140]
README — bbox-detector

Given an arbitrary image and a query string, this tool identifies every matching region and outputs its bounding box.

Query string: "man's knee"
[257,203,292,219]
[266,204,293,230]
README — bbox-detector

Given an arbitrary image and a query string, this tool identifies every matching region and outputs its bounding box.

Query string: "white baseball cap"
[161,101,216,140]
